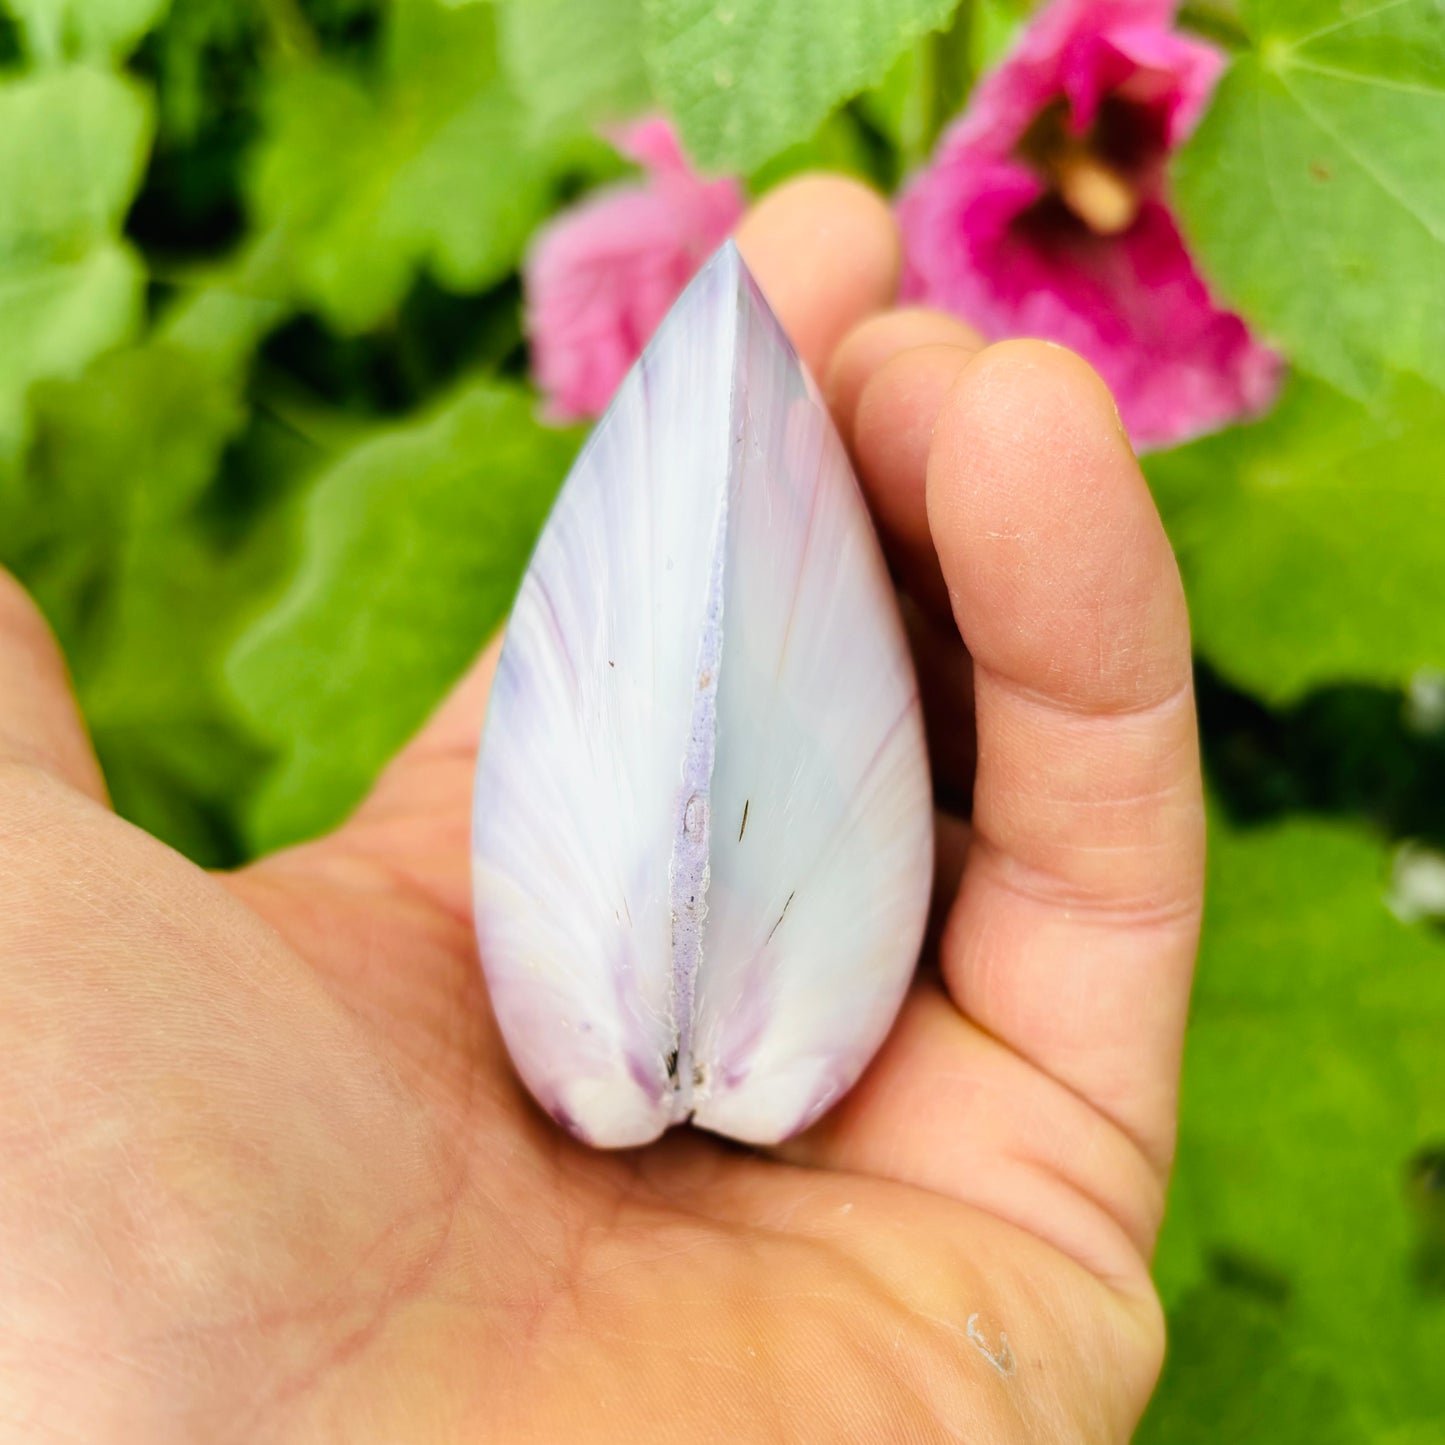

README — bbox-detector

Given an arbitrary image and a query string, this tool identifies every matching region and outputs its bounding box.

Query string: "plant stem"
[929,0,976,144]
[898,0,976,170]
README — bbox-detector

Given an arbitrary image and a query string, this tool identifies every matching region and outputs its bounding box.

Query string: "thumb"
[0,568,107,804]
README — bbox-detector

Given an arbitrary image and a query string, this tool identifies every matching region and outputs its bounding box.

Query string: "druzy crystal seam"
[665,419,729,1123]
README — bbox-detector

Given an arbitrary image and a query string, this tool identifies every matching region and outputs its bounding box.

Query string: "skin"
[0,178,1203,1444]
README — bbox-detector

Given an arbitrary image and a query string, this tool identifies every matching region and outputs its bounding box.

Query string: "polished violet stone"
[473,242,932,1148]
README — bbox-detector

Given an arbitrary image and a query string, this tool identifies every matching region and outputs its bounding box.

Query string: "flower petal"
[525,118,745,422]
[897,0,1281,446]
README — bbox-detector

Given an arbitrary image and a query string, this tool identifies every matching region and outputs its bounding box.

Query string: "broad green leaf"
[14,342,246,676]
[1145,373,1445,700]
[857,0,1023,173]
[1173,0,1445,395]
[228,380,582,849]
[3,342,281,865]
[157,231,293,374]
[643,0,963,172]
[250,0,558,333]
[1154,815,1445,1438]
[4,0,169,61]
[498,0,651,138]
[0,66,151,462]
[747,107,882,193]
[1138,1280,1360,1444]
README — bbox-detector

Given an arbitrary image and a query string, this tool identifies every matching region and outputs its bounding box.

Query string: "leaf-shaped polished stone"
[473,242,932,1148]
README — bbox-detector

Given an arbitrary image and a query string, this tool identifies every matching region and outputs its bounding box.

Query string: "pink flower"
[897,0,1281,447]
[525,118,746,422]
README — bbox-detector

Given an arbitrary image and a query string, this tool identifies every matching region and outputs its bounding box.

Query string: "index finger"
[931,341,1205,1171]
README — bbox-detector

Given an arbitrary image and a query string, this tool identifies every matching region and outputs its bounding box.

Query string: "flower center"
[1019,98,1159,237]
[1051,145,1140,235]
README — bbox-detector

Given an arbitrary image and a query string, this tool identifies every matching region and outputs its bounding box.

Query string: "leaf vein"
[1281,0,1412,51]
[1286,57,1445,99]
[1280,70,1445,246]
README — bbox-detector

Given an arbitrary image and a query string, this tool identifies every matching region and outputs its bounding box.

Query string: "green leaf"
[1138,1280,1360,1445]
[3,0,169,62]
[643,0,962,172]
[498,0,651,139]
[856,0,1022,174]
[969,0,1028,74]
[2,342,282,866]
[747,106,882,193]
[156,231,293,375]
[1156,814,1445,1439]
[1145,373,1445,700]
[1173,0,1445,396]
[250,0,563,334]
[228,380,582,850]
[0,66,151,463]
[140,0,261,144]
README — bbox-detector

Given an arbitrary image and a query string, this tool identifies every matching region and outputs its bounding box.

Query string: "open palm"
[0,178,1202,1445]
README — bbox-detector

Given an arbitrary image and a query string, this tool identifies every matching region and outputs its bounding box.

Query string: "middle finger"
[827,317,987,807]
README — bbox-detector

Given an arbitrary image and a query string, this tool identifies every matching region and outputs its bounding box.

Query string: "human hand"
[0,177,1203,1444]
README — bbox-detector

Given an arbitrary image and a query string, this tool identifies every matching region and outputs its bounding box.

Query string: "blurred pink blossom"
[897,0,1281,447]
[525,118,746,422]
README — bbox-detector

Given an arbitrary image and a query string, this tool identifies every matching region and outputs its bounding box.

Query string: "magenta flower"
[525,118,746,422]
[897,0,1281,447]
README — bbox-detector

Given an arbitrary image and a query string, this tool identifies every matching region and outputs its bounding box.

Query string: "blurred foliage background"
[1,0,1443,1436]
